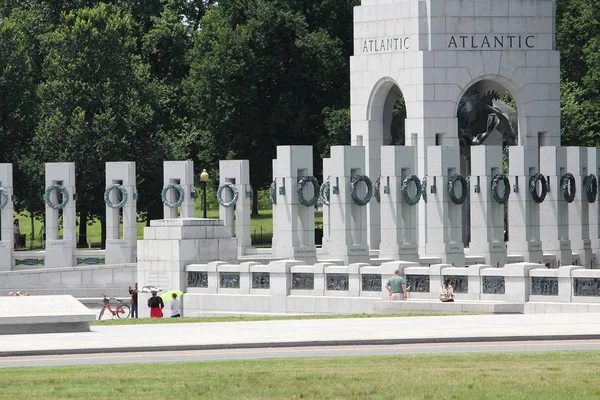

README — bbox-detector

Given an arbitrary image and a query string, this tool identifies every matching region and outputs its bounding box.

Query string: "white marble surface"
[1,313,600,353]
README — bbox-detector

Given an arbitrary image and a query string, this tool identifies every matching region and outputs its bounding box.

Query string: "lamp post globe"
[200,169,209,218]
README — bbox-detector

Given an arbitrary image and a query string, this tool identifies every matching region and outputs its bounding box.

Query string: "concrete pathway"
[2,313,600,356]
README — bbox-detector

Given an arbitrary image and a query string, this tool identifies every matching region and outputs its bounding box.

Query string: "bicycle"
[98,293,130,320]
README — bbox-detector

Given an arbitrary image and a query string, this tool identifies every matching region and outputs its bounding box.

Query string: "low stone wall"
[183,260,600,314]
[12,249,106,269]
[0,263,135,298]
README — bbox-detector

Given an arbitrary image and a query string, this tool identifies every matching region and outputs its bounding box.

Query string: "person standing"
[147,290,164,318]
[385,269,408,301]
[129,283,138,318]
[170,293,181,318]
[13,219,20,250]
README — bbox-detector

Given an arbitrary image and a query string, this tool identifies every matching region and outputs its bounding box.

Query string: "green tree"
[34,3,162,246]
[186,0,349,215]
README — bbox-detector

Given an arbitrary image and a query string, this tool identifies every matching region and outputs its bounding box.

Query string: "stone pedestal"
[45,163,76,268]
[567,147,592,267]
[163,161,195,219]
[469,146,507,267]
[327,146,370,265]
[507,146,543,263]
[588,148,600,267]
[503,263,539,303]
[219,160,251,257]
[271,146,317,263]
[424,146,465,266]
[105,162,137,264]
[379,146,419,262]
[137,218,237,318]
[539,146,572,267]
[0,164,14,271]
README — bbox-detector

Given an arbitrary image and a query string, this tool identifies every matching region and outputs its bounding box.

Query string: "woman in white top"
[440,279,454,302]
[170,293,181,317]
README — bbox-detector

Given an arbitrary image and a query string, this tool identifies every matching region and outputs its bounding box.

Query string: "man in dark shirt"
[129,283,138,318]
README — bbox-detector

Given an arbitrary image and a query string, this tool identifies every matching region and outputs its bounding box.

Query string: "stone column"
[379,146,419,262]
[567,147,593,268]
[327,146,370,264]
[424,146,465,266]
[0,164,14,271]
[588,148,600,267]
[271,146,317,263]
[45,162,76,268]
[469,146,507,267]
[539,146,572,267]
[321,157,332,253]
[163,161,195,219]
[507,146,543,264]
[218,160,251,257]
[105,162,137,264]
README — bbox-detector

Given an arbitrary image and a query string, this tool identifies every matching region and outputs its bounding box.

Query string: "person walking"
[13,219,20,250]
[170,293,181,318]
[385,269,408,301]
[147,290,164,318]
[129,283,138,318]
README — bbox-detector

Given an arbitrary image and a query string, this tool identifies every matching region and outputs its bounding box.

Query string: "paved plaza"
[2,313,600,357]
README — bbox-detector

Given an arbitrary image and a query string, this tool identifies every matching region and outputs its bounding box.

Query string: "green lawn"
[92,313,449,326]
[14,207,323,250]
[1,351,599,399]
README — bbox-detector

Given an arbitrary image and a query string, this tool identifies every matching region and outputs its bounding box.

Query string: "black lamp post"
[200,169,209,218]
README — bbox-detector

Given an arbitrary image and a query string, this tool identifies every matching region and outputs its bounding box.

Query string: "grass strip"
[1,351,599,399]
[92,313,456,326]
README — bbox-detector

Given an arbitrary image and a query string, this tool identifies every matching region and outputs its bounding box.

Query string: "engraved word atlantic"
[448,35,535,49]
[362,36,410,53]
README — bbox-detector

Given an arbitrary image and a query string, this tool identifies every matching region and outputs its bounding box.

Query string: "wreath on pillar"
[583,174,598,204]
[350,175,373,206]
[44,185,70,210]
[269,180,277,205]
[401,175,422,206]
[0,186,8,210]
[296,176,319,207]
[319,179,330,206]
[529,173,547,203]
[217,182,239,208]
[447,174,468,205]
[161,183,185,208]
[104,184,128,209]
[560,173,576,203]
[491,174,510,204]
[421,176,427,203]
[373,176,381,203]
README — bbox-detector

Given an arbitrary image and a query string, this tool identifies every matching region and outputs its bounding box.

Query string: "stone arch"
[366,77,409,146]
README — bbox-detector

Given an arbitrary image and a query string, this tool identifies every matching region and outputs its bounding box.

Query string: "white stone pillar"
[507,146,543,264]
[539,146,572,267]
[218,160,251,257]
[105,162,137,264]
[588,148,600,267]
[424,146,465,266]
[271,146,317,263]
[163,161,195,219]
[44,162,76,268]
[379,146,419,262]
[321,157,332,253]
[567,147,593,268]
[0,164,14,271]
[469,146,507,267]
[327,146,370,264]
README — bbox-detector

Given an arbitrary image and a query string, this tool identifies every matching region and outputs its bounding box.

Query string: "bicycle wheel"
[98,306,105,321]
[116,304,130,319]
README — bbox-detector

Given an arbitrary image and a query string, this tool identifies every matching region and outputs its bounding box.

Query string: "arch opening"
[457,79,518,248]
[367,79,407,146]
